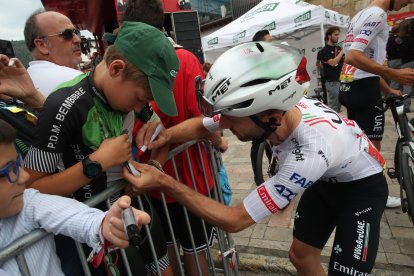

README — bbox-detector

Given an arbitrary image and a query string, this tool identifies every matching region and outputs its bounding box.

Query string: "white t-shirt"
[342,6,389,81]
[203,98,384,222]
[27,60,82,97]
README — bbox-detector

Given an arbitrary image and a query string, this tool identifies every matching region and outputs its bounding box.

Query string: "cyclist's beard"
[230,128,265,142]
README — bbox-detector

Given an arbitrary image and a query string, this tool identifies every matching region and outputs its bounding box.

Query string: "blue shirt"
[0,189,105,275]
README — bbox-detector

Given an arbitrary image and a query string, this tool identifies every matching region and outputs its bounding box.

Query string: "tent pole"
[320,22,325,46]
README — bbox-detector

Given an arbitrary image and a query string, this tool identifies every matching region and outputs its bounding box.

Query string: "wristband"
[148,159,163,172]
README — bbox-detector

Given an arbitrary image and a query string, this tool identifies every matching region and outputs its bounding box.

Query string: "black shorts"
[152,198,214,254]
[339,77,384,141]
[293,172,388,275]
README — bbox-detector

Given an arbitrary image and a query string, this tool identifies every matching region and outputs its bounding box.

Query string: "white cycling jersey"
[203,97,384,222]
[341,6,389,81]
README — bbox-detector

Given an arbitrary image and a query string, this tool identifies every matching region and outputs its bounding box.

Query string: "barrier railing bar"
[136,195,162,275]
[196,141,218,276]
[74,241,92,276]
[160,190,185,276]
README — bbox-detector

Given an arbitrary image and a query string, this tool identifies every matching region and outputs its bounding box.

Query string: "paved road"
[221,107,414,274]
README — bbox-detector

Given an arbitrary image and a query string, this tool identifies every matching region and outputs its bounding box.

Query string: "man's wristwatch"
[82,156,103,179]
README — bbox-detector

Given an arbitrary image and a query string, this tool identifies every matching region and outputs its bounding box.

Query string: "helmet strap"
[249,115,280,142]
[389,0,395,10]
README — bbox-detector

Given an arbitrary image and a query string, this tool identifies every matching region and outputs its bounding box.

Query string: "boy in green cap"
[21,22,179,274]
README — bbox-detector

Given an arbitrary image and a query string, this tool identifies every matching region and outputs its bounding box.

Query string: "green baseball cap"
[115,21,179,116]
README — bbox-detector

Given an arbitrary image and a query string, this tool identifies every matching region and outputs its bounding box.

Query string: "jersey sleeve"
[349,10,387,52]
[243,132,332,222]
[202,115,221,133]
[24,89,83,173]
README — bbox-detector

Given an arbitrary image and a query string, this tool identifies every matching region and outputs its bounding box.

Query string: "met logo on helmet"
[268,76,292,95]
[211,78,231,102]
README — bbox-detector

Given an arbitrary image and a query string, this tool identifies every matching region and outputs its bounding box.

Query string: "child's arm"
[26,135,132,196]
[26,190,150,248]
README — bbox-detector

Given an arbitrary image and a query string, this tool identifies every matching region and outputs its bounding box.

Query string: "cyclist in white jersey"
[125,41,389,275]
[339,0,414,150]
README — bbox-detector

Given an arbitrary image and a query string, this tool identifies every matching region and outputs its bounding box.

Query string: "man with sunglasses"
[127,42,390,275]
[24,10,83,97]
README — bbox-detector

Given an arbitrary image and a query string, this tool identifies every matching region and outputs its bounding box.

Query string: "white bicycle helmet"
[199,41,310,117]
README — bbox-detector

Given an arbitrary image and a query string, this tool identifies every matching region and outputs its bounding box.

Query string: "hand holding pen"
[137,123,163,156]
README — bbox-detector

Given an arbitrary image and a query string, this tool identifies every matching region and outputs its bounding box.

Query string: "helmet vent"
[256,43,264,52]
[236,99,254,109]
[241,78,270,87]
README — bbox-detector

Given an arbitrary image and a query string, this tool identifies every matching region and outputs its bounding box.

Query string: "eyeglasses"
[195,75,244,117]
[38,28,81,41]
[0,154,22,184]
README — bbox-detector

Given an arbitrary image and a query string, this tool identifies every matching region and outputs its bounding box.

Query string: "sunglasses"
[0,154,22,184]
[38,28,81,41]
[195,75,244,117]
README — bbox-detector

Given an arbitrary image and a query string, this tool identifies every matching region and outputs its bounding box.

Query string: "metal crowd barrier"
[0,139,239,276]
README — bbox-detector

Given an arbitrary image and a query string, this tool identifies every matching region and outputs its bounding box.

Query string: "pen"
[138,124,163,157]
[122,207,141,247]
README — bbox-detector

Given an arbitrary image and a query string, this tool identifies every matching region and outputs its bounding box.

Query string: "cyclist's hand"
[215,137,229,153]
[92,135,132,170]
[123,161,166,192]
[390,68,414,85]
[384,88,403,97]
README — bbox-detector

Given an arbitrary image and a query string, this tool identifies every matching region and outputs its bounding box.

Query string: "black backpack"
[0,99,38,156]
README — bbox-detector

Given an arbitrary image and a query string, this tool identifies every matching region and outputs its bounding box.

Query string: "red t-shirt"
[134,48,214,203]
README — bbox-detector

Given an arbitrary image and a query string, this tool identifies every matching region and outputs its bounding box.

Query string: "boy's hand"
[92,135,132,170]
[136,121,170,150]
[102,195,150,248]
[122,161,166,192]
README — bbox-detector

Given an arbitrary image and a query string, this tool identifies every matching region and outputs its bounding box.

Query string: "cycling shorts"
[293,172,388,275]
[152,198,214,254]
[339,77,384,141]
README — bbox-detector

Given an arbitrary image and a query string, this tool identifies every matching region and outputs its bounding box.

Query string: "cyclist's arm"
[124,163,254,233]
[149,116,219,150]
[345,50,393,79]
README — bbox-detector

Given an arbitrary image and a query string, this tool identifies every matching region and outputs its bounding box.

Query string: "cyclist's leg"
[291,180,336,275]
[328,173,387,275]
[343,77,384,150]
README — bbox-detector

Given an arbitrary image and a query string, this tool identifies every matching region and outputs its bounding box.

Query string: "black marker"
[122,207,141,247]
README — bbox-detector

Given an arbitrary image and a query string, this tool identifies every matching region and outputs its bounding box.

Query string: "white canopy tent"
[202,0,350,92]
